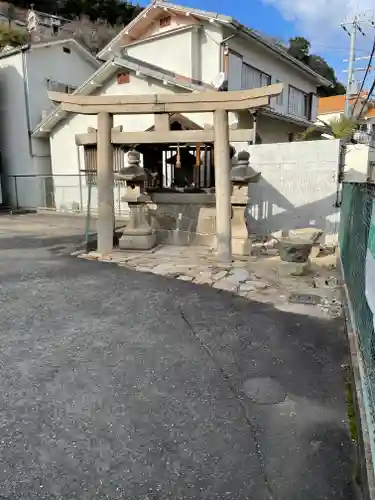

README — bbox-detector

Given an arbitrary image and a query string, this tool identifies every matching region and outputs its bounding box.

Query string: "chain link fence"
[340,182,375,425]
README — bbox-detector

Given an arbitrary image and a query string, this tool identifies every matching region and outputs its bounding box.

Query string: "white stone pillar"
[214,109,232,262]
[97,112,114,255]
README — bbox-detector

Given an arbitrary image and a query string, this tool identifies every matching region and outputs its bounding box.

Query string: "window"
[46,79,77,94]
[241,63,271,90]
[275,79,283,105]
[83,146,125,185]
[160,16,171,28]
[288,85,311,119]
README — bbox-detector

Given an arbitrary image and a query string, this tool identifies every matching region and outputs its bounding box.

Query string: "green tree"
[298,116,358,141]
[0,24,27,49]
[287,36,310,64]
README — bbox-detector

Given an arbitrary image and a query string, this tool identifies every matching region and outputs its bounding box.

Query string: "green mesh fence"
[340,182,375,419]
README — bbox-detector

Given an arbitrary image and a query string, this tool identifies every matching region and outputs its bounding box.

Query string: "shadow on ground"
[0,229,354,500]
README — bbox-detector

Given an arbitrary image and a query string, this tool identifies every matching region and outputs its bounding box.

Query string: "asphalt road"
[0,214,354,499]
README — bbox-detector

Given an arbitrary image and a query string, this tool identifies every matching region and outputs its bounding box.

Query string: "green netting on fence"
[340,182,375,418]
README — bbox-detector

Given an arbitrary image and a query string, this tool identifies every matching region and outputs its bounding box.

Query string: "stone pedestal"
[119,188,156,251]
[115,150,156,251]
[231,185,252,256]
[230,151,261,257]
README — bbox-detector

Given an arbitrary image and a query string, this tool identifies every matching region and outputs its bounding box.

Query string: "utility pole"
[344,19,358,117]
[341,12,375,117]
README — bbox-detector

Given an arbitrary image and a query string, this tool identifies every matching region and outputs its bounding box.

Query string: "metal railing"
[3,173,130,218]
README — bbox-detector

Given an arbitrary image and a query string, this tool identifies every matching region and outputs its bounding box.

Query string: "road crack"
[177,303,274,500]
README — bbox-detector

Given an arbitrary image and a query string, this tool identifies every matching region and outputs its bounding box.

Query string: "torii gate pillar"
[97,112,114,255]
[214,109,232,262]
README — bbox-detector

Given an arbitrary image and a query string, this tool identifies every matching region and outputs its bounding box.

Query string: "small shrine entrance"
[49,83,282,261]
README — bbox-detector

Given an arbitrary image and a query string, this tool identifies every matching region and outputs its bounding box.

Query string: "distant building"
[317,94,375,143]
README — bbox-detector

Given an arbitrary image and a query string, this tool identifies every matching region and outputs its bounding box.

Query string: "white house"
[317,93,375,139]
[97,0,331,143]
[317,94,375,183]
[0,38,100,207]
[31,0,331,213]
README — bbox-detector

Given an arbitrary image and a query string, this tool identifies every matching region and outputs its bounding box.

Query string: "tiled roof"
[318,93,367,115]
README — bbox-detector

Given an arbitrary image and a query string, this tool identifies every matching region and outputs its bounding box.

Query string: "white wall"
[124,21,222,85]
[26,42,98,130]
[0,43,97,207]
[247,140,341,244]
[125,28,195,81]
[0,52,33,206]
[345,144,372,182]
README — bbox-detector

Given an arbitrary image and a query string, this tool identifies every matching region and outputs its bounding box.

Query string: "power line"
[357,76,375,118]
[341,11,375,117]
[351,37,375,115]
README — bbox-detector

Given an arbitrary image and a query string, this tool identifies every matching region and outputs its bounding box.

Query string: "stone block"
[119,232,156,251]
[231,205,251,256]
[213,279,238,292]
[227,268,250,284]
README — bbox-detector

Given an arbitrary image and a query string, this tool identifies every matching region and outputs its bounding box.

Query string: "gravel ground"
[0,214,354,499]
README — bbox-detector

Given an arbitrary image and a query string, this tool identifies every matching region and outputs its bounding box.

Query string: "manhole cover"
[288,293,321,305]
[243,377,286,405]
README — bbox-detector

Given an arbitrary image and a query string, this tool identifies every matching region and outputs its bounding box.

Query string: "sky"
[173,0,375,88]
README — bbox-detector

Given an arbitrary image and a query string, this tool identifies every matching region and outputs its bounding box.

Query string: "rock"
[313,276,338,288]
[239,282,257,292]
[213,279,238,292]
[194,278,213,285]
[227,268,250,284]
[151,265,173,276]
[213,270,228,281]
[177,275,193,282]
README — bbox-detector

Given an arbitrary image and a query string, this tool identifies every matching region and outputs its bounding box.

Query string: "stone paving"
[75,245,341,317]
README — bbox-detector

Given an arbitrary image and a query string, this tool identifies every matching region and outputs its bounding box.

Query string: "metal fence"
[3,173,131,249]
[4,173,130,216]
[339,182,375,426]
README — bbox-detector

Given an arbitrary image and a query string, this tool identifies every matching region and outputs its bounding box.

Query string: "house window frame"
[45,78,77,94]
[275,79,283,105]
[241,62,271,90]
[288,85,311,120]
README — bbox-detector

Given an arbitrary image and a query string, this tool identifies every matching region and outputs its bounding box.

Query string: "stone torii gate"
[49,83,282,261]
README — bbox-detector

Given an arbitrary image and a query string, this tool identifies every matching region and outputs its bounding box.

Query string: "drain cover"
[243,377,286,405]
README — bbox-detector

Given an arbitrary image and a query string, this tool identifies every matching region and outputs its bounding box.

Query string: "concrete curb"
[338,253,375,500]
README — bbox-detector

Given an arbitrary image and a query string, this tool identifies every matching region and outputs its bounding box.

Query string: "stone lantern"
[230,150,261,256]
[115,150,156,250]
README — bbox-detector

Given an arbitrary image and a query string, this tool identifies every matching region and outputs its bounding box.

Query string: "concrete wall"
[344,144,375,183]
[0,43,97,207]
[247,140,341,244]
